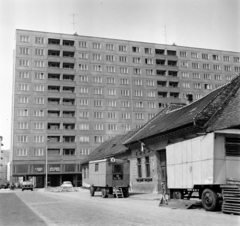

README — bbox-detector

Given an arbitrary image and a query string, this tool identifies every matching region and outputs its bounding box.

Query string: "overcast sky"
[0,0,239,149]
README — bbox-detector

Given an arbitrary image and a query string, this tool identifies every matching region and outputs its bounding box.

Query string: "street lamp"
[45,138,49,188]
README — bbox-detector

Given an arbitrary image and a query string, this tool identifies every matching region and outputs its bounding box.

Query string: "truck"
[166,129,240,211]
[88,158,130,198]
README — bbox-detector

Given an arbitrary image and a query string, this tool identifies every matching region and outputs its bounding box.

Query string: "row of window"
[19,35,240,62]
[15,148,89,157]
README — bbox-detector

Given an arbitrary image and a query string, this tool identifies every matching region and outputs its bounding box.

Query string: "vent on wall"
[225,137,240,157]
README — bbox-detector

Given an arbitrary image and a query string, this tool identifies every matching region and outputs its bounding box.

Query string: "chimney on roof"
[186,94,193,105]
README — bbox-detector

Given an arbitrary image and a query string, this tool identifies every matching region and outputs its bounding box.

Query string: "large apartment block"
[12,29,240,187]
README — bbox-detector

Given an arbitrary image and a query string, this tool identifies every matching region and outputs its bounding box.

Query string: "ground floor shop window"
[137,158,142,178]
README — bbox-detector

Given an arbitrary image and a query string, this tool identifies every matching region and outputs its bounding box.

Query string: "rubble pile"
[46,187,79,192]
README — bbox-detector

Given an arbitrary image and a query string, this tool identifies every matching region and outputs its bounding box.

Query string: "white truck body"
[167,129,240,189]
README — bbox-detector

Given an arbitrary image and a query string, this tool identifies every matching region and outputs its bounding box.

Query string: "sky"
[0,0,239,149]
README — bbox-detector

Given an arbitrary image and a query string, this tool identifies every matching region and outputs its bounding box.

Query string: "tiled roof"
[124,75,240,145]
[81,130,137,164]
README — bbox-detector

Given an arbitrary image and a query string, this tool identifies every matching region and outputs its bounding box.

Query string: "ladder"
[113,187,124,198]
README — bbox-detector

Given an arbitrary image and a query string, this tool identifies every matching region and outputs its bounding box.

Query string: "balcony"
[168,82,179,88]
[48,86,60,93]
[155,49,165,55]
[47,123,61,134]
[48,73,60,81]
[156,70,166,76]
[158,92,167,98]
[48,38,60,45]
[48,98,60,106]
[156,59,165,66]
[167,60,178,67]
[169,92,180,99]
[63,51,74,58]
[157,81,167,87]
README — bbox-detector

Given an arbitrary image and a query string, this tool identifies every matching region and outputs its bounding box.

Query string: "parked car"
[60,181,73,188]
[22,181,33,191]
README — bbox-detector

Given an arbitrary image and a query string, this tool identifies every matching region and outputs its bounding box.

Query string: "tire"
[102,189,108,198]
[173,190,183,199]
[123,188,129,198]
[201,188,218,211]
[90,186,95,196]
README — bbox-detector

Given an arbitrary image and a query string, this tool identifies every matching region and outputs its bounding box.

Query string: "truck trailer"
[88,158,130,198]
[166,129,240,211]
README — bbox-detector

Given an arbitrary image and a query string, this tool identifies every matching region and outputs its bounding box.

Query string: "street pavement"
[0,188,239,226]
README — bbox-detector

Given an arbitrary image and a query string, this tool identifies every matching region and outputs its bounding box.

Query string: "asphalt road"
[0,189,239,226]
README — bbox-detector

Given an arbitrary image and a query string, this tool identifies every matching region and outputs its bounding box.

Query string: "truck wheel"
[102,189,108,198]
[173,190,183,199]
[202,188,218,211]
[90,186,95,196]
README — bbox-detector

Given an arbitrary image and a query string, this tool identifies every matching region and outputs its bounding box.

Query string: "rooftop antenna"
[71,14,78,33]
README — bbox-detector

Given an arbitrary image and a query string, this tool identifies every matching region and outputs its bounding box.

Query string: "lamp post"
[45,146,48,188]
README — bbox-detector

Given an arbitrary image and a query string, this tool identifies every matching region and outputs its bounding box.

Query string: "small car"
[60,181,73,188]
[22,181,33,191]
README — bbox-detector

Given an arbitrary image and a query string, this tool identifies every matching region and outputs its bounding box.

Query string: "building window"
[147,91,155,97]
[34,85,44,92]
[148,102,156,109]
[80,149,89,155]
[146,69,154,76]
[107,77,115,84]
[106,66,115,73]
[195,94,203,100]
[106,44,114,50]
[35,97,44,104]
[35,37,44,44]
[79,64,88,70]
[107,112,117,119]
[33,135,44,143]
[35,49,44,56]
[134,79,143,86]
[148,113,155,120]
[94,111,103,119]
[93,65,102,72]
[135,113,144,120]
[79,136,90,143]
[33,122,44,130]
[119,56,127,63]
[17,148,28,156]
[235,66,240,72]
[182,82,190,88]
[17,135,28,143]
[119,45,127,52]
[134,90,143,97]
[18,84,29,91]
[79,111,89,118]
[180,61,188,68]
[122,112,131,119]
[135,101,143,108]
[108,124,117,131]
[223,56,230,62]
[202,53,209,60]
[203,63,210,70]
[20,47,29,55]
[35,72,44,80]
[79,41,87,48]
[19,96,29,104]
[212,54,219,60]
[145,157,151,177]
[214,74,222,80]
[146,80,155,86]
[17,122,28,129]
[34,109,44,117]
[120,78,129,85]
[17,109,28,117]
[20,35,29,42]
[226,75,233,81]
[145,58,153,65]
[79,99,89,106]
[233,57,240,63]
[35,60,45,68]
[194,83,201,89]
[132,46,140,53]
[120,67,128,74]
[224,65,231,71]
[121,89,130,96]
[145,48,152,54]
[107,88,116,96]
[79,87,88,94]
[191,52,198,59]
[79,52,88,59]
[133,68,141,75]
[180,51,187,57]
[193,73,200,79]
[213,64,221,70]
[203,74,211,80]
[63,149,76,156]
[93,42,101,49]
[94,124,103,131]
[133,57,141,64]
[93,88,103,95]
[79,124,90,130]
[19,71,29,79]
[106,55,114,62]
[94,136,104,143]
[34,148,44,156]
[107,100,117,107]
[79,75,88,82]
[181,72,189,78]
[122,101,130,108]
[19,59,29,67]
[93,100,103,107]
[93,53,101,61]
[137,158,142,178]
[192,62,199,69]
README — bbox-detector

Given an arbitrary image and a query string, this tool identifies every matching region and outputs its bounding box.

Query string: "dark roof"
[81,130,137,164]
[125,75,240,145]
